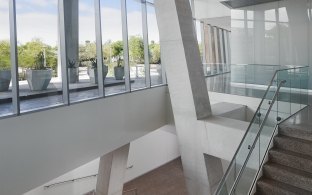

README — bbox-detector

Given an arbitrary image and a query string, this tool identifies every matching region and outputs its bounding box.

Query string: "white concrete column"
[154,0,223,195]
[96,144,130,195]
[155,0,212,120]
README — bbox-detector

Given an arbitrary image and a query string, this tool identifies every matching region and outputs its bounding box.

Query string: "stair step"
[256,178,312,195]
[269,148,312,174]
[274,135,312,157]
[263,163,312,192]
[279,124,312,142]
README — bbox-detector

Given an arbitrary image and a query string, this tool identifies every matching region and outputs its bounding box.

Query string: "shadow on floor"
[123,158,188,195]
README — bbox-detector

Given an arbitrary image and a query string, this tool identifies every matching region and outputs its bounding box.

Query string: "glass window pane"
[0,0,13,116]
[127,0,146,90]
[101,0,126,95]
[147,4,162,86]
[70,0,100,102]
[16,0,63,112]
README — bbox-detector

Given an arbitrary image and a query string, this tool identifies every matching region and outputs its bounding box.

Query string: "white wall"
[0,87,168,195]
[231,0,311,67]
[24,125,180,195]
[194,0,230,20]
[125,125,180,182]
[24,159,99,195]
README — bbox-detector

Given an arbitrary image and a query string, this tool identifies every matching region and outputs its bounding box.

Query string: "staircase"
[256,121,312,194]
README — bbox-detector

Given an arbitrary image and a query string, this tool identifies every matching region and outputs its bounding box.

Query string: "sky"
[0,0,159,46]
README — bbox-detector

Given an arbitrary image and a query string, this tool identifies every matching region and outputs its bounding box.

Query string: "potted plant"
[0,63,11,92]
[87,58,108,84]
[68,59,79,83]
[114,60,124,80]
[26,51,52,91]
[111,41,124,80]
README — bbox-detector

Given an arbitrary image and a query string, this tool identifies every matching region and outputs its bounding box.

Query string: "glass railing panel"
[218,78,279,195]
[234,109,278,195]
[234,119,259,176]
[230,64,247,97]
[276,69,291,117]
[259,110,277,160]
[217,159,236,195]
[230,64,246,84]
[260,65,276,86]
[290,68,301,115]
[245,65,254,84]
[216,66,309,195]
[300,67,309,108]
[234,138,260,195]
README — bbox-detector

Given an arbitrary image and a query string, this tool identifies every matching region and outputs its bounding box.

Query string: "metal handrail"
[215,66,309,194]
[229,80,286,195]
[44,174,98,189]
[214,65,308,195]
[247,105,309,195]
[214,71,278,194]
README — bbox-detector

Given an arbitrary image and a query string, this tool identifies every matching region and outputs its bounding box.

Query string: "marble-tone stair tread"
[279,124,312,142]
[270,147,312,162]
[256,178,312,195]
[274,135,312,157]
[263,162,312,191]
[276,135,312,145]
[269,148,312,174]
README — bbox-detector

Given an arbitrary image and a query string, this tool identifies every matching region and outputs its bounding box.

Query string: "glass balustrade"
[207,64,309,103]
[215,66,309,195]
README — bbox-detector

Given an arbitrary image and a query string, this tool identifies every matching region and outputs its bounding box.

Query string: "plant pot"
[68,68,79,83]
[0,70,11,92]
[26,69,52,91]
[103,65,108,79]
[114,66,124,80]
[88,67,98,84]
[88,65,108,84]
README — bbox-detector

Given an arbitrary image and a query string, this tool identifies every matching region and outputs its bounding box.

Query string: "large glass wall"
[191,0,231,77]
[101,0,126,95]
[70,0,100,102]
[0,0,12,116]
[127,0,146,90]
[147,3,162,86]
[16,0,63,112]
[0,0,164,118]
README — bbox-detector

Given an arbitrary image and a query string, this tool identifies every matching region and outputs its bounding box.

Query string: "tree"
[149,41,161,64]
[129,36,144,64]
[79,41,96,61]
[111,40,123,66]
[18,39,57,70]
[0,40,11,70]
[103,40,112,64]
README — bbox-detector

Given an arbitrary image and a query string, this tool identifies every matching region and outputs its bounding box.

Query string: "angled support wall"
[96,144,130,195]
[154,0,223,194]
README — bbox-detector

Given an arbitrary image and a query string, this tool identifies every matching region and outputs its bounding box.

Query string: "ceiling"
[220,0,280,9]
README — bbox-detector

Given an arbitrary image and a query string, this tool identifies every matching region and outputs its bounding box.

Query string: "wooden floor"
[123,158,188,195]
